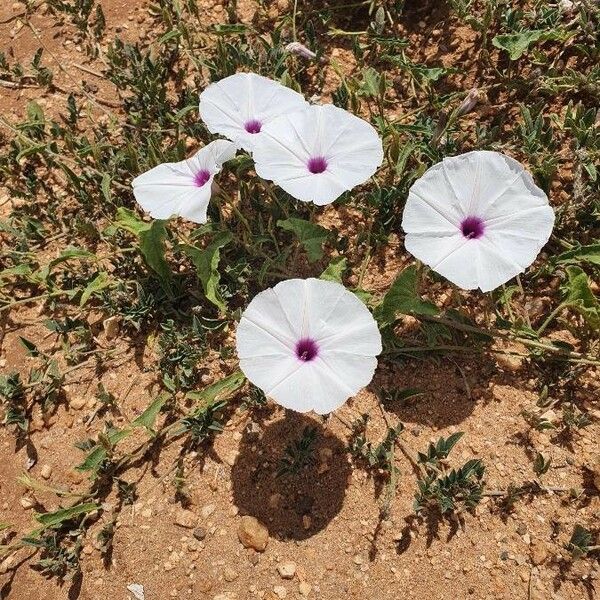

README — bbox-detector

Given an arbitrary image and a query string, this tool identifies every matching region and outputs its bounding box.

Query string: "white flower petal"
[473,237,526,293]
[318,351,378,396]
[473,152,548,219]
[277,172,349,206]
[425,239,479,290]
[404,232,465,269]
[237,290,298,357]
[404,162,464,227]
[188,138,238,172]
[236,278,382,414]
[402,193,464,235]
[199,73,308,152]
[268,360,352,415]
[308,287,383,355]
[239,354,299,397]
[132,165,207,222]
[253,104,383,205]
[176,178,213,223]
[271,279,310,338]
[302,278,346,337]
[132,140,236,224]
[485,204,555,267]
[402,151,555,291]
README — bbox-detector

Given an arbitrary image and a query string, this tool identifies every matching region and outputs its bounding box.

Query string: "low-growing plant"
[277,426,318,477]
[414,433,485,515]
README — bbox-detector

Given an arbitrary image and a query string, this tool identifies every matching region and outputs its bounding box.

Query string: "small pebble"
[69,397,86,410]
[277,561,296,579]
[20,497,35,510]
[238,516,269,552]
[273,586,287,599]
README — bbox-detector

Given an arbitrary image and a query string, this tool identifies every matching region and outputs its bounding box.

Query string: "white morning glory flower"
[402,150,555,292]
[199,72,308,152]
[132,139,236,224]
[252,103,384,206]
[236,278,382,414]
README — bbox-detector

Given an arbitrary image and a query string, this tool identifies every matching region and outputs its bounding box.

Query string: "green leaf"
[440,432,464,457]
[277,218,330,263]
[375,265,438,325]
[567,524,592,557]
[100,173,112,203]
[110,208,173,297]
[359,67,382,97]
[39,247,96,282]
[533,452,551,476]
[158,29,182,44]
[76,428,132,472]
[16,144,47,162]
[0,264,32,283]
[414,66,447,83]
[561,266,600,328]
[139,221,173,296]
[492,30,544,60]
[185,370,246,408]
[132,392,170,434]
[583,162,597,182]
[110,207,151,237]
[19,337,40,357]
[181,231,232,312]
[173,373,246,439]
[34,502,99,527]
[394,388,426,402]
[80,272,111,306]
[320,257,347,283]
[173,105,199,122]
[17,473,76,498]
[58,163,83,192]
[554,244,600,267]
[27,100,45,123]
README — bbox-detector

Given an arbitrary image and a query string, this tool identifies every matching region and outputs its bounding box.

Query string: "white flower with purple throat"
[199,72,308,152]
[131,139,236,224]
[251,103,384,205]
[236,278,382,414]
[401,150,555,292]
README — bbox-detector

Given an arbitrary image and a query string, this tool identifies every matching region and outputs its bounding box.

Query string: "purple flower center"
[244,119,262,134]
[194,169,211,187]
[307,156,328,174]
[295,338,319,362]
[460,216,485,239]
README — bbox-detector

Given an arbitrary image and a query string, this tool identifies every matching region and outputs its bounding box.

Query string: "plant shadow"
[371,355,498,427]
[231,411,351,541]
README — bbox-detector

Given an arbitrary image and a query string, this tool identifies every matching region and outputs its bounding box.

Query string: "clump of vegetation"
[413,433,485,515]
[277,426,318,476]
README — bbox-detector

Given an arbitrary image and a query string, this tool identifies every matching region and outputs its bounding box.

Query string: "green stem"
[292,0,298,41]
[385,345,600,366]
[536,302,567,337]
[0,291,68,313]
[420,314,599,365]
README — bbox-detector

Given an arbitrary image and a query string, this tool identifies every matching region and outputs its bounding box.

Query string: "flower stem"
[0,291,68,313]
[292,0,298,41]
[419,314,599,365]
[536,302,567,337]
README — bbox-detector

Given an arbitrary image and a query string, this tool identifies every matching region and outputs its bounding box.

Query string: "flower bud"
[456,88,480,117]
[285,42,316,60]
